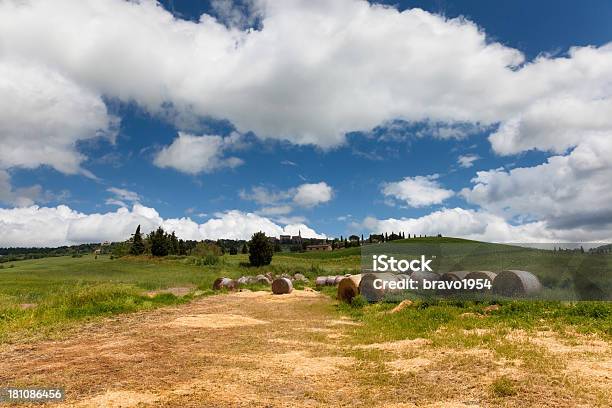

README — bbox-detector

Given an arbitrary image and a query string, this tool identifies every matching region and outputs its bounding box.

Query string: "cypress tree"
[130,225,145,255]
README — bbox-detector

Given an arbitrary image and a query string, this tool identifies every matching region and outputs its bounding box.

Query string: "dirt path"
[0,290,363,407]
[0,291,610,407]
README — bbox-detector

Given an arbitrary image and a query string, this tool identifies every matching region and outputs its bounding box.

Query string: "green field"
[0,247,361,343]
[1,239,610,344]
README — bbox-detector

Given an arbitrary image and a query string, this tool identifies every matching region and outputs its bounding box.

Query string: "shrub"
[191,242,222,257]
[198,254,219,266]
[249,232,273,267]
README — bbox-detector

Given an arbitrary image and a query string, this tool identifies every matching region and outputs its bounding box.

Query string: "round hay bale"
[439,271,470,294]
[334,275,345,285]
[212,277,236,291]
[440,271,471,282]
[493,270,542,297]
[465,271,497,281]
[465,271,497,292]
[272,277,293,294]
[337,274,362,303]
[315,276,327,287]
[410,270,440,288]
[359,273,402,302]
[325,276,337,286]
[255,274,271,285]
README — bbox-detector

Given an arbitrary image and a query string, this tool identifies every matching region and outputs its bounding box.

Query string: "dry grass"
[0,291,610,407]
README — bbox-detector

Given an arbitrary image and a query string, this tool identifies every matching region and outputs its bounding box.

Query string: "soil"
[0,290,610,407]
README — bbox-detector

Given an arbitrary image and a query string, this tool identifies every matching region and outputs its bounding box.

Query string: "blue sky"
[1,0,612,246]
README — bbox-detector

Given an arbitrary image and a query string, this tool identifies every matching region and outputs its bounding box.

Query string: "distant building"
[279,235,291,244]
[306,244,332,252]
[290,230,302,244]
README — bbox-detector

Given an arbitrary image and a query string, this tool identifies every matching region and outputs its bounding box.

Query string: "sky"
[1,0,612,247]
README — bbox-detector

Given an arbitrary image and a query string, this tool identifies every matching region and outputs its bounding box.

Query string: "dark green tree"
[129,225,145,255]
[248,232,273,266]
[229,246,238,255]
[150,227,169,257]
[169,232,179,255]
[178,239,187,255]
[241,243,248,254]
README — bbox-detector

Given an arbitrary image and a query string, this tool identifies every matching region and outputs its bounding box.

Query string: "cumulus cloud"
[461,136,612,231]
[382,175,454,208]
[360,208,612,243]
[0,204,325,247]
[293,182,334,208]
[3,0,611,151]
[0,59,116,175]
[457,154,480,168]
[154,132,244,174]
[2,0,612,241]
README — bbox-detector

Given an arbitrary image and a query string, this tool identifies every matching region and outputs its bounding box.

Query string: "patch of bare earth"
[0,291,610,407]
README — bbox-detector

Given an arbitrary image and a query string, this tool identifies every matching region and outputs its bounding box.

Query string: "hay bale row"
[213,272,311,291]
[339,269,542,303]
[316,274,350,287]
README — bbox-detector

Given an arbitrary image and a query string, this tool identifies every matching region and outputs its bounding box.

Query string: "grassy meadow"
[0,248,360,343]
[0,238,610,347]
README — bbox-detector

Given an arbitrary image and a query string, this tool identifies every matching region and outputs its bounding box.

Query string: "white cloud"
[241,182,334,209]
[1,0,612,241]
[154,132,243,174]
[3,0,611,151]
[0,59,116,175]
[457,154,480,168]
[0,170,42,207]
[293,182,334,208]
[107,187,140,203]
[461,136,612,231]
[382,175,454,207]
[360,207,612,243]
[0,204,326,247]
[105,187,141,208]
